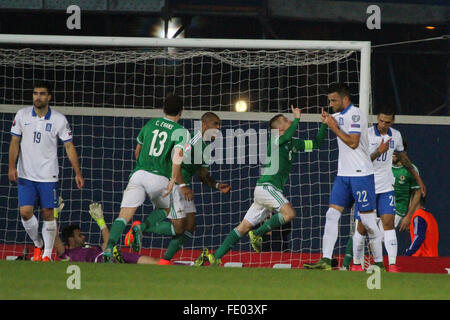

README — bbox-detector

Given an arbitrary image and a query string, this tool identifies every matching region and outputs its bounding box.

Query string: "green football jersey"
[392,164,419,216]
[256,119,327,191]
[181,130,209,186]
[132,117,189,179]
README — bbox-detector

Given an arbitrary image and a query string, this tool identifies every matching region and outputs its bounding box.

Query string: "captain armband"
[304,140,313,152]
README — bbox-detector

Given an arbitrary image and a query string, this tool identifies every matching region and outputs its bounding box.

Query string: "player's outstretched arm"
[64,141,85,189]
[53,197,66,257]
[293,121,328,152]
[399,189,421,232]
[89,202,110,249]
[397,152,426,197]
[197,167,231,194]
[276,106,301,146]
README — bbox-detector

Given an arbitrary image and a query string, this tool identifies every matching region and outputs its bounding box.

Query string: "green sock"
[141,209,167,232]
[163,231,192,260]
[147,220,176,236]
[106,218,127,249]
[253,213,285,237]
[214,228,242,259]
[343,237,353,268]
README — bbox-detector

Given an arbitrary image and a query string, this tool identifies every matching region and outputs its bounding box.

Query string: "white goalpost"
[0,34,371,267]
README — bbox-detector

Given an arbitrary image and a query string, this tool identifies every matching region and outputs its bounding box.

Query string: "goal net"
[0,35,371,267]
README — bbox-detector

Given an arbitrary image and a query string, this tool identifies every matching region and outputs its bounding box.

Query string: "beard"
[34,100,48,109]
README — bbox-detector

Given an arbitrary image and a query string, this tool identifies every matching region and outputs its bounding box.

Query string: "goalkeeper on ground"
[194,105,327,266]
[53,199,157,264]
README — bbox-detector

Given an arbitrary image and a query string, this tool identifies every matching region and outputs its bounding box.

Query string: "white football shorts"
[243,184,289,226]
[120,170,170,209]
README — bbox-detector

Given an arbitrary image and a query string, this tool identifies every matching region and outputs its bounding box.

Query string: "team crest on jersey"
[46,123,52,131]
[390,140,394,148]
[352,115,360,122]
[399,175,406,183]
[338,118,344,126]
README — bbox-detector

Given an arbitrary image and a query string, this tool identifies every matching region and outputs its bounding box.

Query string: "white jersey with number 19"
[10,106,73,182]
[332,104,373,177]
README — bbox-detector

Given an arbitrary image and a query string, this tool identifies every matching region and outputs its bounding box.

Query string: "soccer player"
[54,201,158,264]
[8,81,84,262]
[351,108,412,272]
[405,196,439,257]
[341,140,423,270]
[392,141,421,232]
[304,83,383,271]
[126,112,231,265]
[194,105,328,266]
[103,93,190,262]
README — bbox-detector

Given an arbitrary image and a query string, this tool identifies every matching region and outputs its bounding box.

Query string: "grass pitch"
[1,260,448,300]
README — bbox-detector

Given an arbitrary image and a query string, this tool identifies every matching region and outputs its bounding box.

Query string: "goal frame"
[0,34,372,118]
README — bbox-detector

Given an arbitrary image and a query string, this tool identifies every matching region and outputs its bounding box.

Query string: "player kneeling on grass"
[54,199,157,264]
[194,105,327,266]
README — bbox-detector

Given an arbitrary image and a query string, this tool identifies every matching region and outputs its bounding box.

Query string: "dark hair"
[326,83,351,99]
[269,114,284,129]
[163,93,183,116]
[201,112,220,123]
[61,225,80,245]
[379,106,396,120]
[33,80,52,95]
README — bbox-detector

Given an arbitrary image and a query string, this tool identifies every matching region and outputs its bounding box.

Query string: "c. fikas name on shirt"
[155,120,174,130]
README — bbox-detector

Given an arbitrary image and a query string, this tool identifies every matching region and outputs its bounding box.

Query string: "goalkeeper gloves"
[54,196,65,219]
[89,202,106,230]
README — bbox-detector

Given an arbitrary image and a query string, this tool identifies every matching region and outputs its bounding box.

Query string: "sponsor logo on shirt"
[351,124,360,128]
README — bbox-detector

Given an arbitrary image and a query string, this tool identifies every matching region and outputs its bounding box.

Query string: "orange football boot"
[124,221,141,247]
[33,247,43,261]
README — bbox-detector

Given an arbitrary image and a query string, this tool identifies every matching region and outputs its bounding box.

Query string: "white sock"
[322,208,341,259]
[21,215,43,248]
[383,229,397,265]
[42,220,57,258]
[352,230,365,265]
[359,212,383,263]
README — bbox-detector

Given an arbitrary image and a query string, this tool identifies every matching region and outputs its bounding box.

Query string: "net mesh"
[0,44,363,266]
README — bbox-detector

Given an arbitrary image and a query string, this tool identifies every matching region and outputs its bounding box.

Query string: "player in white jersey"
[8,81,84,261]
[304,83,384,270]
[352,108,426,272]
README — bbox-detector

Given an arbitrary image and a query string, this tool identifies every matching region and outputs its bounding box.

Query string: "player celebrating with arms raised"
[195,105,327,266]
[304,83,383,271]
[9,81,84,262]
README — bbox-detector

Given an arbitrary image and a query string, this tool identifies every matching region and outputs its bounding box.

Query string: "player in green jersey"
[392,141,421,231]
[194,105,328,266]
[103,93,190,262]
[128,112,231,265]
